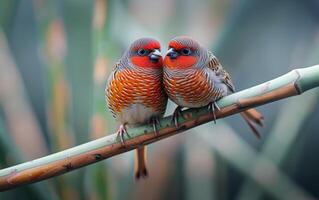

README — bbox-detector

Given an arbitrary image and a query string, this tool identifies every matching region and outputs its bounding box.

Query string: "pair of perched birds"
[106,36,263,179]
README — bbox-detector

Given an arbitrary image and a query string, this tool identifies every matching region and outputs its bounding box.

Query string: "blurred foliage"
[0,0,319,200]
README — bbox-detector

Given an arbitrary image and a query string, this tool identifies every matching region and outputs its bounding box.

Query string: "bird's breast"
[163,70,224,108]
[106,69,167,124]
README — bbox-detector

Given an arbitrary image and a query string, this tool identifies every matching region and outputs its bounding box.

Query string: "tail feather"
[134,146,148,180]
[240,108,264,139]
[242,108,264,127]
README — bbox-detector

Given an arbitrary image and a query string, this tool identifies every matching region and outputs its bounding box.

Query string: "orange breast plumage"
[163,70,223,108]
[106,69,167,125]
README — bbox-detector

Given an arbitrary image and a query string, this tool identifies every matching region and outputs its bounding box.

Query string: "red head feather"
[164,36,200,69]
[129,38,163,69]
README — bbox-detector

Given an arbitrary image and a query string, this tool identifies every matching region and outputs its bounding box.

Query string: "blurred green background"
[0,0,319,199]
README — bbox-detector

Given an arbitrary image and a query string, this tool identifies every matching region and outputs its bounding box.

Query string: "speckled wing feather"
[206,51,235,93]
[107,60,123,86]
[206,52,264,136]
[105,62,121,117]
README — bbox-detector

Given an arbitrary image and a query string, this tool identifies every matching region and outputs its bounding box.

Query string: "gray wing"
[107,61,121,86]
[105,61,121,102]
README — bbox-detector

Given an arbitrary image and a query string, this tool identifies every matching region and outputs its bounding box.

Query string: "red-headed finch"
[163,36,263,138]
[106,38,167,179]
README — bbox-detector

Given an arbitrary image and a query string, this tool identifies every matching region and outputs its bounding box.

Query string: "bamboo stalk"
[0,65,318,191]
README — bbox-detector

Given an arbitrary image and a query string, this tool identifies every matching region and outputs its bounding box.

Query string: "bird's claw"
[116,124,129,146]
[171,106,183,127]
[150,116,160,135]
[208,102,221,124]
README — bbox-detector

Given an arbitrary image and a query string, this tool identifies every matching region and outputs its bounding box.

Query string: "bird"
[163,36,263,138]
[105,38,168,179]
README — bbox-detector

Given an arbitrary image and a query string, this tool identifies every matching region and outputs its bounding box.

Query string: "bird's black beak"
[149,49,162,63]
[166,48,178,59]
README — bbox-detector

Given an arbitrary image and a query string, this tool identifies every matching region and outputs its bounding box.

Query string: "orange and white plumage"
[163,61,228,108]
[107,67,166,125]
[163,36,263,137]
[106,38,167,179]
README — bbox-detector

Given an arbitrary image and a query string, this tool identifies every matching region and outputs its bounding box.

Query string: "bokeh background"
[0,0,319,199]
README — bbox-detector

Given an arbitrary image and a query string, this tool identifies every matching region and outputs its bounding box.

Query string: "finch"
[106,38,167,179]
[163,36,263,138]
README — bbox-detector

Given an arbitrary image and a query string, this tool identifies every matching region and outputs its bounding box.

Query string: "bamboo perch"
[0,65,319,191]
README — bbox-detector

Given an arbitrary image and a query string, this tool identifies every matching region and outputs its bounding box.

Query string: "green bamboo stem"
[0,65,318,191]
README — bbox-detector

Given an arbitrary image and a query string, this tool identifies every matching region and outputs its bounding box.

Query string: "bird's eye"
[181,48,191,56]
[137,49,147,56]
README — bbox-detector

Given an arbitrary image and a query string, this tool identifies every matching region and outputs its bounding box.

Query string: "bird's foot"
[208,101,221,124]
[171,106,183,127]
[116,124,129,146]
[150,116,160,135]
